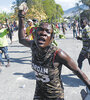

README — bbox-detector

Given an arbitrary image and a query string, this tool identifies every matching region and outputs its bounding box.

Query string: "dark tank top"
[31,43,64,99]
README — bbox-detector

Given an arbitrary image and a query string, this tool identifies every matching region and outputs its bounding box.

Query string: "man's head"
[27,19,33,26]
[32,19,38,25]
[80,17,88,29]
[34,22,54,48]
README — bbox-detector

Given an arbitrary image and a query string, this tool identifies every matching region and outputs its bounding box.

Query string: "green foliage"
[12,0,64,22]
[42,0,64,22]
[53,24,59,34]
[59,34,65,39]
[74,15,79,21]
[80,0,90,8]
[80,10,90,21]
[42,0,56,21]
[27,0,43,9]
[56,4,64,18]
[52,40,58,46]
[0,12,10,24]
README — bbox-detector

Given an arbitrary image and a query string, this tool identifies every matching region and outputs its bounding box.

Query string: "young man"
[0,24,10,67]
[18,7,90,100]
[72,20,77,38]
[77,17,90,69]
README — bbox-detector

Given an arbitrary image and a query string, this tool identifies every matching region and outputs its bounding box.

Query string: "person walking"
[0,22,10,67]
[18,3,90,100]
[77,17,90,69]
[61,22,66,35]
[72,20,77,38]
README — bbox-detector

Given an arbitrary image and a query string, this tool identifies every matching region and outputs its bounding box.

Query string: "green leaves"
[52,40,58,46]
[12,0,64,22]
[0,12,10,24]
[80,0,90,8]
[80,10,90,21]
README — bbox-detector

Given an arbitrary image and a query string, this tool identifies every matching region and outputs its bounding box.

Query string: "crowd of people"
[55,20,83,39]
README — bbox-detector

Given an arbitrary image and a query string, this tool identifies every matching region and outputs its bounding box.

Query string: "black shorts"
[34,90,64,100]
[34,93,64,100]
[34,82,64,100]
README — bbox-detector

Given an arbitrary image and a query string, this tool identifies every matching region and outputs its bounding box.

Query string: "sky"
[0,0,80,13]
[55,0,80,10]
[0,0,14,13]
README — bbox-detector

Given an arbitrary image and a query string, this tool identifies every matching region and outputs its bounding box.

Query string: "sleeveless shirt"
[31,42,64,99]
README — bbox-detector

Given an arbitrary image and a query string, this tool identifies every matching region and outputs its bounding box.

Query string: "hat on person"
[27,19,33,23]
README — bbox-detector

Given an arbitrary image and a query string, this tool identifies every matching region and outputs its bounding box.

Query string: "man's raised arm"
[18,2,33,47]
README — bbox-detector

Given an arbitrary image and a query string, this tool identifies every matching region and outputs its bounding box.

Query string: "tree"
[80,0,90,8]
[75,3,83,22]
[12,0,64,22]
[27,0,47,20]
[79,0,90,21]
[55,4,64,22]
[42,0,56,21]
[0,12,10,24]
[80,10,90,21]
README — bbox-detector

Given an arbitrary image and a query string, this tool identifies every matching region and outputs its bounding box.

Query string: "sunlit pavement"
[0,29,90,100]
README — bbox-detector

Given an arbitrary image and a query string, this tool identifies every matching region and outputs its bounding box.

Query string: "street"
[0,29,90,100]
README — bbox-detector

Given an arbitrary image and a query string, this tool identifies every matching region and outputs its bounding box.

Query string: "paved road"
[0,29,90,100]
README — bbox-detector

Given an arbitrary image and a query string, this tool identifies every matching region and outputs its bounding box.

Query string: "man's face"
[34,23,53,48]
[28,21,33,26]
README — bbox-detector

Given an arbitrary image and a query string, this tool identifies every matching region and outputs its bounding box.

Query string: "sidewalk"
[0,30,90,100]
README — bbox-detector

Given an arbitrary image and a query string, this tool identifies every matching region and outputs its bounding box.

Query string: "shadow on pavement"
[10,56,32,65]
[8,50,32,54]
[61,74,85,87]
[13,71,36,80]
[14,72,85,88]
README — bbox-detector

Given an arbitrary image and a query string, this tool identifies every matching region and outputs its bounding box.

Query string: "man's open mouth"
[37,37,46,43]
